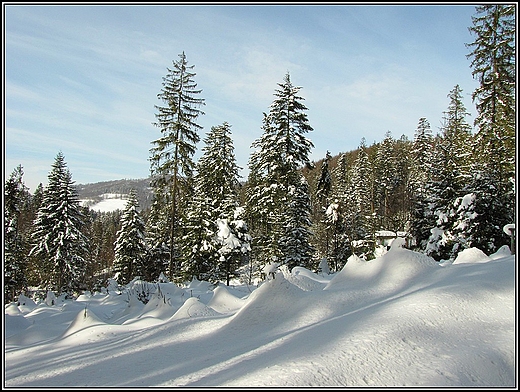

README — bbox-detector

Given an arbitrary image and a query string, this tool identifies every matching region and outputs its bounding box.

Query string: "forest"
[4,5,515,303]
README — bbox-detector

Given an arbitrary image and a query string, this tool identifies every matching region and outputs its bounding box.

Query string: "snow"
[4,247,516,387]
[80,193,129,212]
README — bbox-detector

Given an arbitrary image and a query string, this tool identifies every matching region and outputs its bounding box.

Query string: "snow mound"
[325,248,438,291]
[123,294,178,327]
[207,285,246,314]
[489,245,512,260]
[5,313,32,338]
[5,302,23,316]
[230,274,307,329]
[280,265,328,291]
[61,308,106,338]
[169,297,221,321]
[453,247,491,264]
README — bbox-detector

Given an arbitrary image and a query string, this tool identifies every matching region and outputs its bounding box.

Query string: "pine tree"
[30,152,89,295]
[215,208,252,286]
[279,176,315,271]
[149,52,205,280]
[4,165,29,303]
[246,72,314,272]
[113,190,147,285]
[314,151,333,262]
[426,85,473,260]
[181,122,248,284]
[180,193,215,282]
[373,131,399,230]
[328,152,354,270]
[466,5,515,173]
[350,138,374,258]
[408,118,436,251]
[463,5,516,254]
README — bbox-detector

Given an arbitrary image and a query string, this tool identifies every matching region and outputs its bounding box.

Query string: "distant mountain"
[75,178,154,211]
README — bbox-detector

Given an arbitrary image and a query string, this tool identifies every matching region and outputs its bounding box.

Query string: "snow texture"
[4,247,516,387]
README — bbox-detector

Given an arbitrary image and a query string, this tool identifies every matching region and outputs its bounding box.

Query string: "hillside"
[76,178,153,211]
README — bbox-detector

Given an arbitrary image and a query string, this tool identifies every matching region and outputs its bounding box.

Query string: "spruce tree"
[4,165,29,303]
[464,5,516,254]
[181,122,248,284]
[246,72,314,273]
[149,52,205,280]
[426,85,473,260]
[350,138,374,258]
[113,190,147,285]
[279,176,315,271]
[328,152,354,270]
[408,118,436,251]
[314,151,333,262]
[30,152,89,295]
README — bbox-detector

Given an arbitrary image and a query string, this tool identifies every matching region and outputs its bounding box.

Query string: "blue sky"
[4,3,480,192]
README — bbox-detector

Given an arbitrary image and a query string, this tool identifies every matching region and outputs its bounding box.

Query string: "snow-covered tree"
[215,208,252,286]
[350,138,374,257]
[30,152,89,295]
[181,121,247,284]
[314,151,333,262]
[408,118,436,250]
[149,51,205,280]
[279,176,315,271]
[426,85,473,260]
[463,5,516,254]
[466,5,515,176]
[4,165,29,303]
[180,193,215,282]
[113,190,147,285]
[246,72,314,272]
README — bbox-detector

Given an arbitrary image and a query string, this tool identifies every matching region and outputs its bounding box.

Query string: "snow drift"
[4,247,516,387]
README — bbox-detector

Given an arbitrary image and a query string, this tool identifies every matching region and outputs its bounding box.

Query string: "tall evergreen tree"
[314,151,333,262]
[328,152,354,270]
[350,138,374,257]
[246,72,314,272]
[181,122,246,284]
[408,118,436,251]
[426,85,473,260]
[466,5,515,173]
[149,51,205,280]
[373,131,398,230]
[113,190,147,285]
[464,5,516,254]
[30,152,89,295]
[4,165,29,303]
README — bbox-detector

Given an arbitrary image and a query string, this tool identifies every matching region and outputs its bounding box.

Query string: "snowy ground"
[4,242,516,387]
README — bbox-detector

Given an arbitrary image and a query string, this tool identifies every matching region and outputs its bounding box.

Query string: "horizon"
[4,3,480,192]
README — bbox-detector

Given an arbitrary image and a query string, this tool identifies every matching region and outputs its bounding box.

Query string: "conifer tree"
[4,165,29,303]
[180,193,215,282]
[463,5,516,254]
[426,85,473,260]
[350,138,374,257]
[408,118,436,251]
[181,122,248,284]
[30,152,89,295]
[328,152,354,270]
[149,52,205,280]
[314,151,333,262]
[113,190,147,285]
[466,5,515,173]
[246,72,314,273]
[373,131,398,230]
[279,176,315,271]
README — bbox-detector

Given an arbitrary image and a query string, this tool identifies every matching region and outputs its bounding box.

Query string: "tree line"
[4,5,515,303]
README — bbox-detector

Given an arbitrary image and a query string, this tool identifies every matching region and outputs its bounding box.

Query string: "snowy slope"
[4,247,516,387]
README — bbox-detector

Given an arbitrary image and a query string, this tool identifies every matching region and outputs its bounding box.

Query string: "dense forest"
[4,5,515,303]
